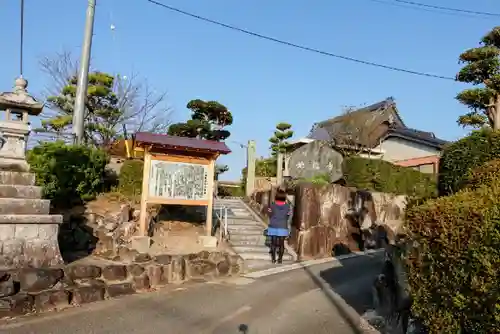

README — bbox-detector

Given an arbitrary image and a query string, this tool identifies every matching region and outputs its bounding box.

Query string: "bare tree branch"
[35,51,174,142]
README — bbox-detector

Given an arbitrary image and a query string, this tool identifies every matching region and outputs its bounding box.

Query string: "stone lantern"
[0,77,43,172]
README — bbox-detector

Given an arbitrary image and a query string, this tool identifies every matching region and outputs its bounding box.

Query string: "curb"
[244,249,384,279]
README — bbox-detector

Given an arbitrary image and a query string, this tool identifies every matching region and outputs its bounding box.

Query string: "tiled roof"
[134,132,231,154]
[309,97,447,149]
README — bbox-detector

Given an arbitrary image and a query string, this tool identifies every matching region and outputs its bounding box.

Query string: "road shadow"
[301,252,384,333]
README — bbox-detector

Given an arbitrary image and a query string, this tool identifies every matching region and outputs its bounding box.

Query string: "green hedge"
[343,157,437,197]
[406,175,500,332]
[27,141,109,207]
[438,128,500,196]
[118,159,143,196]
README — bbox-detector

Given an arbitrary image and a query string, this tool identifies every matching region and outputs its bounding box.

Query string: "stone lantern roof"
[0,77,43,116]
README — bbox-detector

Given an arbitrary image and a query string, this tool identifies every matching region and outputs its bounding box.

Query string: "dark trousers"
[270,236,285,263]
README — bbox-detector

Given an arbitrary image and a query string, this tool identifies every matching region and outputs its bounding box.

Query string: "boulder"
[106,283,135,298]
[18,268,64,293]
[101,265,127,281]
[71,285,105,305]
[65,265,102,280]
[32,289,71,312]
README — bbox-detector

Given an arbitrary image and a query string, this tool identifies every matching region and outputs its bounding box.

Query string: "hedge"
[406,177,500,332]
[27,141,109,207]
[118,159,143,196]
[438,128,500,196]
[343,157,437,197]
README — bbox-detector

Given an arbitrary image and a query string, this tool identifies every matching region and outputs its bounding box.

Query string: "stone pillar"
[283,152,290,177]
[245,140,256,198]
[276,152,284,186]
[0,77,63,269]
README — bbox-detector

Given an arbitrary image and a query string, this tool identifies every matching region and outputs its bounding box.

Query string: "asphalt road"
[0,254,383,334]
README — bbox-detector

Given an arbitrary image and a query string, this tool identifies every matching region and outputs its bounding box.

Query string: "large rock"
[107,283,135,298]
[101,265,127,281]
[65,265,102,280]
[71,285,105,305]
[18,268,64,292]
[0,293,34,318]
[32,289,71,312]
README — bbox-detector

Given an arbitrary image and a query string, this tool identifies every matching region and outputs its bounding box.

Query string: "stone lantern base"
[0,171,63,269]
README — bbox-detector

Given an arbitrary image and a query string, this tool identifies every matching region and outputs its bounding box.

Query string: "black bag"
[264,228,271,247]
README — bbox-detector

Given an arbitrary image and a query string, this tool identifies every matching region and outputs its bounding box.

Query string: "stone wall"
[0,251,243,319]
[251,183,406,259]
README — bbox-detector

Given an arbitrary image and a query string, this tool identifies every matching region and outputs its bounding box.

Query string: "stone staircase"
[0,171,63,269]
[214,198,295,272]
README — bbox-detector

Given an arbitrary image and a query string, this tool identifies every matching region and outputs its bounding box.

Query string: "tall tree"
[43,72,121,147]
[456,26,500,130]
[168,99,233,141]
[37,51,173,145]
[269,122,293,155]
[168,99,233,180]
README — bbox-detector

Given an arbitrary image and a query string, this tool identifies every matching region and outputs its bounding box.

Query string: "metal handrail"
[214,196,229,243]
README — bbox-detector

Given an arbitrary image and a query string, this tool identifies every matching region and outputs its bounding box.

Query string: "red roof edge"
[134,132,231,155]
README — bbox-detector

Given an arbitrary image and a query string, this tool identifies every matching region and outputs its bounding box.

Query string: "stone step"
[239,252,294,261]
[0,185,42,199]
[232,245,273,253]
[228,226,264,234]
[229,233,265,242]
[232,245,292,255]
[230,238,265,246]
[0,214,62,224]
[244,259,295,272]
[0,198,50,215]
[228,221,263,228]
[0,171,35,186]
[226,215,255,220]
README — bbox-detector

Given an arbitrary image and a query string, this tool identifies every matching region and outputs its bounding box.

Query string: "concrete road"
[0,254,383,334]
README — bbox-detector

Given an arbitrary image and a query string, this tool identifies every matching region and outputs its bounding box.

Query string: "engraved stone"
[288,140,343,182]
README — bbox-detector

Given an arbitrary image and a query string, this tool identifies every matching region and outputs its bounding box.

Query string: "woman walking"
[267,190,292,264]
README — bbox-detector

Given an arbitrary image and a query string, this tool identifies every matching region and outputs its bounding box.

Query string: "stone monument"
[0,77,63,269]
[287,140,343,182]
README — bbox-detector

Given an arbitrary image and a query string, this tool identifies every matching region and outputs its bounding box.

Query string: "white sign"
[149,160,209,201]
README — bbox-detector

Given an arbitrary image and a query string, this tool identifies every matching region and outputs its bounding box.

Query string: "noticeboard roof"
[134,132,231,155]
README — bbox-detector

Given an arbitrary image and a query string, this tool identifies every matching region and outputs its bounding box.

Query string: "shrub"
[118,159,143,196]
[343,157,437,197]
[217,185,244,197]
[461,158,500,191]
[27,141,109,207]
[438,128,500,196]
[406,181,500,333]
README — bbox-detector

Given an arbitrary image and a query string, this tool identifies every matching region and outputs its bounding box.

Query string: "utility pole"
[73,0,96,144]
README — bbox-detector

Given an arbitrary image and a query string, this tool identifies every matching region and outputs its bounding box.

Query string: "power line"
[392,0,500,17]
[145,0,455,81]
[366,0,493,19]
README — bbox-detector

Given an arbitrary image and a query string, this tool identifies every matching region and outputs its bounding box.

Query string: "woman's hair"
[275,190,287,202]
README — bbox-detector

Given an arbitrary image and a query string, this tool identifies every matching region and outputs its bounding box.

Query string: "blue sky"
[1,0,499,180]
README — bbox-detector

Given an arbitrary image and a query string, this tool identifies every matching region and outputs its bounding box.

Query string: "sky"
[1,0,500,180]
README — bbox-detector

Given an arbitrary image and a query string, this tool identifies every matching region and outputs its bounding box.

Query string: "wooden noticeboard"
[138,149,216,236]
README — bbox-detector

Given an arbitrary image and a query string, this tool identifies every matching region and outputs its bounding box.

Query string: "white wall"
[373,137,440,162]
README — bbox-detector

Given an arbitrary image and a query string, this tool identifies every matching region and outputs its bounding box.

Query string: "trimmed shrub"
[438,128,500,196]
[406,181,500,333]
[217,185,244,197]
[27,141,109,207]
[118,159,143,196]
[343,157,437,197]
[462,159,500,191]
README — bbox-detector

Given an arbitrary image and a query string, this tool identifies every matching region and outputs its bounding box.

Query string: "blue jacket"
[268,202,291,230]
